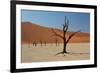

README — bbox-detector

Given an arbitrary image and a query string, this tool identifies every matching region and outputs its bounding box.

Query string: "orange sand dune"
[21,22,90,43]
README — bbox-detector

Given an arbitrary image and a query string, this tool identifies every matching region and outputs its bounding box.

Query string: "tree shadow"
[55,51,90,56]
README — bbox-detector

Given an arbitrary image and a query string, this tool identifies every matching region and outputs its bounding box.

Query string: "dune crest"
[21,22,90,43]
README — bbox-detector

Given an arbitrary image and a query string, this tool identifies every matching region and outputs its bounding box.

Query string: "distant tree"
[52,16,81,56]
[33,41,35,46]
[55,37,58,46]
[33,41,37,46]
[40,41,42,46]
[44,41,46,46]
[34,42,37,46]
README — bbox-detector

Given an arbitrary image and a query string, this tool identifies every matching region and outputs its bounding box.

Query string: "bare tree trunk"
[63,42,67,53]
[63,25,67,53]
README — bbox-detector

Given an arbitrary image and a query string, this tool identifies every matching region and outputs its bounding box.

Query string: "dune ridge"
[21,22,90,43]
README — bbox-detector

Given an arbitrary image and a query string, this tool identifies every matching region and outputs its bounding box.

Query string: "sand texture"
[21,43,90,63]
[21,22,90,63]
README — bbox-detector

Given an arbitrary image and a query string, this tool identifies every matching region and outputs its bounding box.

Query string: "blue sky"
[21,10,90,33]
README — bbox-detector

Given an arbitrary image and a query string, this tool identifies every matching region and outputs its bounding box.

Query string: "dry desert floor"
[21,43,90,63]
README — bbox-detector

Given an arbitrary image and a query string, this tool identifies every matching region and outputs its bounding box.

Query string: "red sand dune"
[21,22,90,43]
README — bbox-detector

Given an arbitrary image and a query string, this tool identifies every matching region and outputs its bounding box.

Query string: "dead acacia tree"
[44,41,46,46]
[52,16,81,56]
[40,41,42,46]
[33,41,37,46]
[55,37,58,46]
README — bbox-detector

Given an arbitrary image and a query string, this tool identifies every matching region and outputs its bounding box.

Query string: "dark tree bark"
[52,16,81,56]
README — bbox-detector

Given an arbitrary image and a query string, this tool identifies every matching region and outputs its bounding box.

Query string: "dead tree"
[55,37,58,46]
[40,41,42,46]
[33,41,37,46]
[34,42,37,46]
[44,41,46,46]
[52,16,81,56]
[33,41,35,46]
